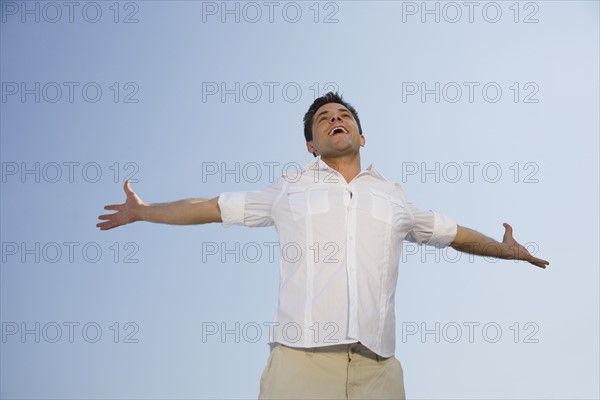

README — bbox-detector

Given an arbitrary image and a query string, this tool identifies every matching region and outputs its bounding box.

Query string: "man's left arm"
[450,223,549,269]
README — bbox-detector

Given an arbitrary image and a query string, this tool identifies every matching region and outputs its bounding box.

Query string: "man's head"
[303,92,365,158]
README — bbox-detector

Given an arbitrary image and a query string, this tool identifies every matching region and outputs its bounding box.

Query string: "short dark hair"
[303,92,363,143]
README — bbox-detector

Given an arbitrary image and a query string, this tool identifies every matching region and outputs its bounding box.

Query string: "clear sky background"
[1,1,598,399]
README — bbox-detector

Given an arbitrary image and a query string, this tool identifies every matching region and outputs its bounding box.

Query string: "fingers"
[98,182,133,230]
[97,211,119,231]
[96,216,124,230]
[502,223,549,268]
[98,213,121,221]
[528,256,549,269]
[96,221,116,230]
[525,253,549,268]
[530,260,547,269]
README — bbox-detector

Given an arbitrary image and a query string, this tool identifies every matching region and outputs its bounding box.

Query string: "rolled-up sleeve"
[427,211,458,248]
[218,177,286,228]
[218,191,246,227]
[395,184,458,248]
[405,203,457,248]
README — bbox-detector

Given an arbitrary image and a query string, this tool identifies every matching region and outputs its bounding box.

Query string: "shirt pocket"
[287,185,330,221]
[369,188,405,225]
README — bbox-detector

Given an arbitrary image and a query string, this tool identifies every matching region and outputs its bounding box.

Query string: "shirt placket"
[345,181,359,339]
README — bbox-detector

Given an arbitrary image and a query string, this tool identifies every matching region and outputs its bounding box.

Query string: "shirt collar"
[365,164,387,181]
[301,156,388,182]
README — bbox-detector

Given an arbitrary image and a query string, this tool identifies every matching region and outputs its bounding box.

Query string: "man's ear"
[306,141,317,155]
[360,134,366,147]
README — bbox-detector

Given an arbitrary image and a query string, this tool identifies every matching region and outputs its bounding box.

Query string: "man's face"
[307,102,365,158]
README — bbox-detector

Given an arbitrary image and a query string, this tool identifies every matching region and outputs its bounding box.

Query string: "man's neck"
[320,153,362,184]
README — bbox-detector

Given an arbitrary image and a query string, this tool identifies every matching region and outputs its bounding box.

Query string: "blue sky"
[1,1,599,398]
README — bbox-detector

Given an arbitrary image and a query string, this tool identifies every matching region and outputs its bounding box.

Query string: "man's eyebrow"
[315,108,351,120]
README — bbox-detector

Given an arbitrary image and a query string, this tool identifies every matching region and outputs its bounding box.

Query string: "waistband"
[274,341,389,362]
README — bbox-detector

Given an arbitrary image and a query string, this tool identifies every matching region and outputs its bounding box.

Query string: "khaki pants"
[258,342,405,399]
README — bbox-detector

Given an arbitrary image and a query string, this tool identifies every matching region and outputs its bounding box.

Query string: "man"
[97,92,549,399]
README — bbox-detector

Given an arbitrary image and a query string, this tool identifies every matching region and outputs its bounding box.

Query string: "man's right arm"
[96,180,222,231]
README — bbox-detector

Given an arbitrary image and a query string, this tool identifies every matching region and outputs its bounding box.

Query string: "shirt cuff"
[218,192,246,228]
[426,212,458,248]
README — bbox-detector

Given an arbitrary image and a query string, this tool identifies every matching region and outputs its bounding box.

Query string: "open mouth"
[329,126,348,136]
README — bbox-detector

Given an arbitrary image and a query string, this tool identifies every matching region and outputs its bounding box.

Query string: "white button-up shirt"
[218,156,457,357]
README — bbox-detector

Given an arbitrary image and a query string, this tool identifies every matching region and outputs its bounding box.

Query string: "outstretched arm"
[96,180,222,231]
[450,223,549,269]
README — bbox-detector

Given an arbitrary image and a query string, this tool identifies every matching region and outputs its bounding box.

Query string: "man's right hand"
[97,180,144,231]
